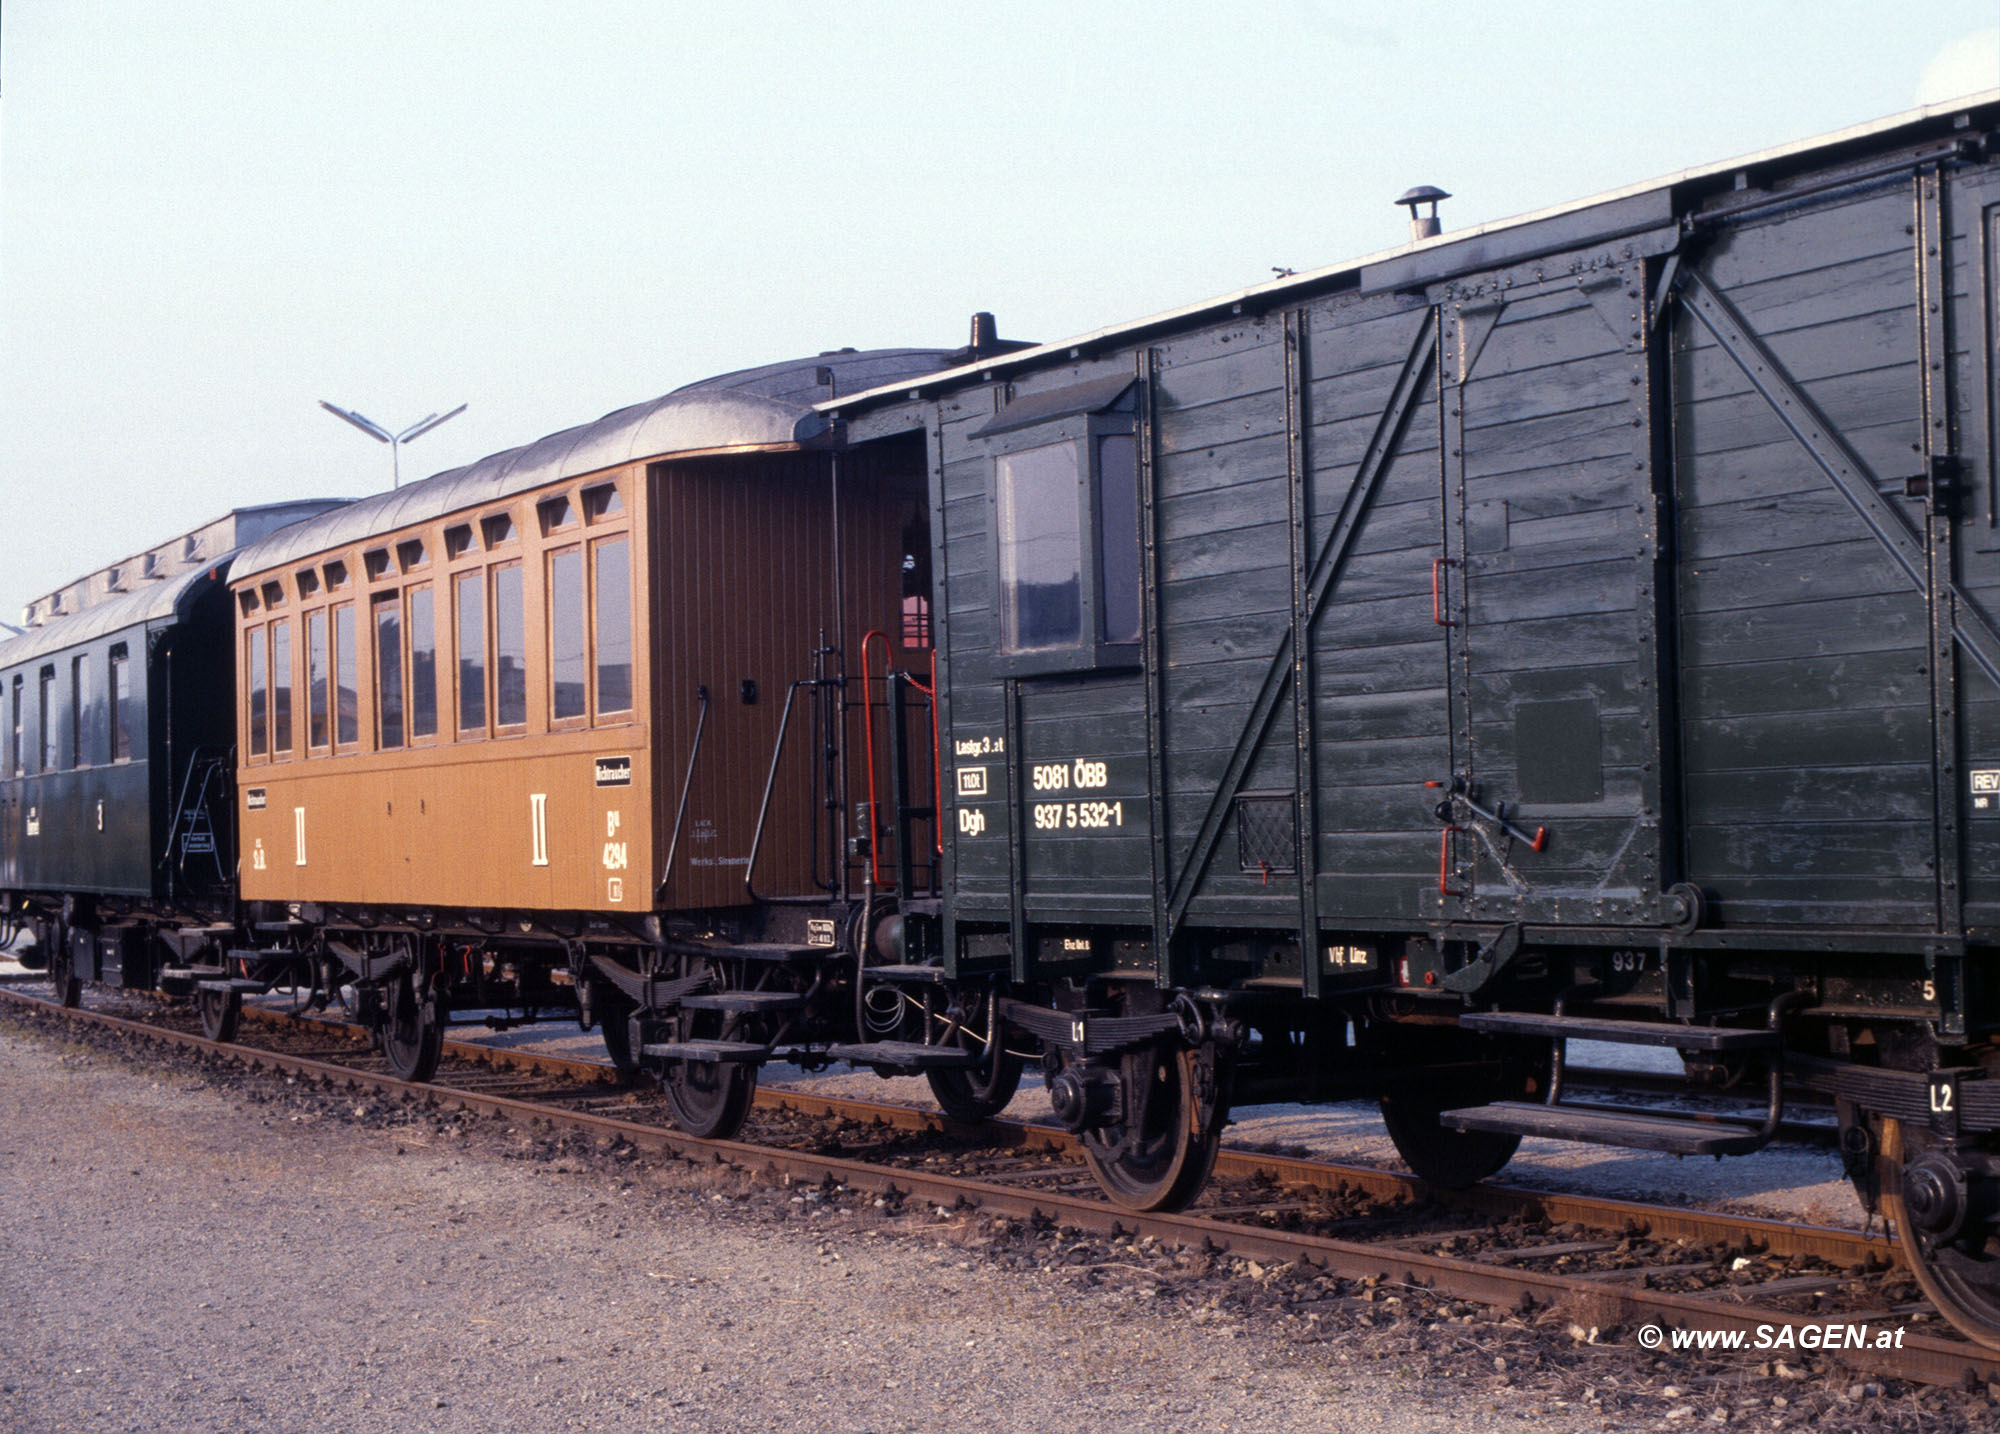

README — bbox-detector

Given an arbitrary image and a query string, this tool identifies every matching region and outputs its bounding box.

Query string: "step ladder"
[1439,998,1801,1157]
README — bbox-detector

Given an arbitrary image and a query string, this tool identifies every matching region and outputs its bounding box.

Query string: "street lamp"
[319,400,467,488]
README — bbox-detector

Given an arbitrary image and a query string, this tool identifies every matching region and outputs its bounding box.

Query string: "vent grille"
[1235,794,1297,874]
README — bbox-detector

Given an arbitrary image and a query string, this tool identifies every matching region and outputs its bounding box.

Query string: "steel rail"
[3,985,1991,1388]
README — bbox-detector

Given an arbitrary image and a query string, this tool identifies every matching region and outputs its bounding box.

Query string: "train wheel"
[592,980,640,1084]
[380,973,444,1083]
[1377,1029,1545,1188]
[1879,1118,2000,1350]
[928,1054,1023,1124]
[1080,1043,1227,1212]
[195,986,242,1043]
[926,987,1023,1123]
[47,926,81,1008]
[661,1058,757,1139]
[1379,1094,1521,1188]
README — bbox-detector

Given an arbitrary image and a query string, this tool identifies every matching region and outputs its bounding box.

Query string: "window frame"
[269,618,294,758]
[546,541,589,729]
[69,653,89,768]
[983,403,1143,677]
[453,567,488,739]
[38,664,57,773]
[590,532,633,720]
[305,608,330,753]
[245,624,268,760]
[490,559,528,734]
[108,644,133,764]
[372,591,406,751]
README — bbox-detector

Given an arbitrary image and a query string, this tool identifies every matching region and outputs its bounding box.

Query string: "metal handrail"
[744,679,812,902]
[657,687,710,906]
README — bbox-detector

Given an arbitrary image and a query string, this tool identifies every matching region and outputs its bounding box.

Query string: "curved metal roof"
[0,560,225,671]
[232,346,950,583]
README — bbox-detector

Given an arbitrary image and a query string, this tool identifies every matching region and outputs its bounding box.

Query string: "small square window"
[537,495,576,536]
[238,590,260,616]
[363,548,392,581]
[582,483,624,523]
[980,376,1141,676]
[444,523,476,559]
[480,511,515,548]
[324,559,349,590]
[296,568,321,598]
[261,580,285,609]
[397,538,428,572]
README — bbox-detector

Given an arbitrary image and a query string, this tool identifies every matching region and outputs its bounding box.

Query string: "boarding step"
[159,966,225,983]
[1440,1101,1771,1156]
[1460,1011,1779,1052]
[196,978,272,996]
[676,992,807,1015]
[827,1041,979,1071]
[862,965,948,985]
[666,941,826,965]
[640,1040,768,1064]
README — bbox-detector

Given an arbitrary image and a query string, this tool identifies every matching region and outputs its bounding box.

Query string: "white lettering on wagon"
[530,793,550,867]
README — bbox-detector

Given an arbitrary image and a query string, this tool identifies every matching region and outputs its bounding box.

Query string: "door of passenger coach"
[978,377,1154,940]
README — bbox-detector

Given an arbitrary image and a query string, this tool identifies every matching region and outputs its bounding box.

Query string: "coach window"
[980,376,1141,674]
[374,593,404,749]
[456,569,486,736]
[333,604,359,747]
[492,561,527,730]
[69,655,89,767]
[38,666,56,773]
[548,543,587,723]
[246,629,268,759]
[408,584,438,741]
[109,646,133,763]
[593,535,632,717]
[270,620,293,756]
[582,482,623,522]
[306,610,330,751]
[538,494,576,537]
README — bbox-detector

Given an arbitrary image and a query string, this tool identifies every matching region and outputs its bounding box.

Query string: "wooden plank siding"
[906,109,2000,982]
[1672,183,1940,928]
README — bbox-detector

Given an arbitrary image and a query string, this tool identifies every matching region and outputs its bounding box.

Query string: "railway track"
[3,977,1993,1391]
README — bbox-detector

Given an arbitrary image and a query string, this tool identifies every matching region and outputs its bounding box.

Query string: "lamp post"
[319,400,467,488]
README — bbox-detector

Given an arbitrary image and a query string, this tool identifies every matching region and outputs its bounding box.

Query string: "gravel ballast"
[0,1022,1592,1434]
[2,1006,1993,1433]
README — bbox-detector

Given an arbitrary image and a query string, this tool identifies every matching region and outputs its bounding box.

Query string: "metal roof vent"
[1396,185,1450,242]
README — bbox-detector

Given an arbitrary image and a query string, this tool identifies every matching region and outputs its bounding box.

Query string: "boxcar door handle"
[1432,557,1456,627]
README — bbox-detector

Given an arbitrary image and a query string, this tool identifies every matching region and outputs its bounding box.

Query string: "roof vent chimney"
[968,311,1001,357]
[1396,186,1450,242]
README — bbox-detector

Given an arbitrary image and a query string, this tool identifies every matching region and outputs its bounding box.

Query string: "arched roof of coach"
[230,346,948,583]
[0,561,226,670]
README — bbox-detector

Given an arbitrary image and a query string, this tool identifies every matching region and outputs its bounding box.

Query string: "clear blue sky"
[2,2,1994,618]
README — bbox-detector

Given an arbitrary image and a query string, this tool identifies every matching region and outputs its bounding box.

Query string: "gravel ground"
[0,1021,1615,1434]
